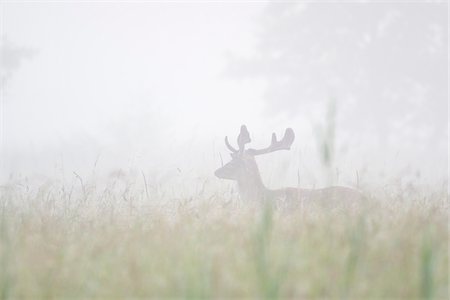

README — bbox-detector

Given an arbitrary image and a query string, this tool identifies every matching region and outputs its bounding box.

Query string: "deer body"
[215,125,363,207]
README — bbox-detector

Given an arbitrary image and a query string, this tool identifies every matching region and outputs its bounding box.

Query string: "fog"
[0,1,447,189]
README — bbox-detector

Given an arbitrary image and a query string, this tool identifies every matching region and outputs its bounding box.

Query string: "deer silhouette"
[215,125,363,206]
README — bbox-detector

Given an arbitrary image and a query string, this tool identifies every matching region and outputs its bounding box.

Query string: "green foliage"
[314,98,337,185]
[420,227,435,300]
[342,215,367,297]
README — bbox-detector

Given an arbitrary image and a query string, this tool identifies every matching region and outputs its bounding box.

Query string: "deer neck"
[236,164,270,202]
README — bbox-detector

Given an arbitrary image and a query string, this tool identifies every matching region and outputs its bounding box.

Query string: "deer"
[215,125,364,209]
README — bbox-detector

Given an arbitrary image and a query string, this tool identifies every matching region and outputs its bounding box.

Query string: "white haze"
[0,2,447,190]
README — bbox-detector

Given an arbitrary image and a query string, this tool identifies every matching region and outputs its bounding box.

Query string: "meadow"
[0,172,447,299]
[1,2,447,298]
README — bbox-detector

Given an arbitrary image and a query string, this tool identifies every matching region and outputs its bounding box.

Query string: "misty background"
[0,2,447,191]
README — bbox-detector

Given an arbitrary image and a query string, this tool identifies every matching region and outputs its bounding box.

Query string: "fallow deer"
[215,125,363,208]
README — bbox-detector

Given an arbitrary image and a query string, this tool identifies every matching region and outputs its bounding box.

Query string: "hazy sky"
[0,1,447,188]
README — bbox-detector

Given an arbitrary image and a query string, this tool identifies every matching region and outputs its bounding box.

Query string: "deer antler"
[237,125,251,153]
[224,125,251,154]
[224,136,238,153]
[247,128,295,156]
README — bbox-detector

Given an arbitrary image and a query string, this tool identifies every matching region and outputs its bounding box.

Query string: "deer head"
[214,125,295,182]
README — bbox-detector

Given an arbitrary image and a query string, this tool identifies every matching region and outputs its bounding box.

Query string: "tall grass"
[0,176,447,298]
[0,201,12,300]
[253,203,292,300]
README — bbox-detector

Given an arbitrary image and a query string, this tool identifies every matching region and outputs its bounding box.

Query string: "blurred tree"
[0,36,37,169]
[0,36,36,87]
[226,2,447,142]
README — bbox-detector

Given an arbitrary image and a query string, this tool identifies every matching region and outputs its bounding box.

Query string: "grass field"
[0,176,448,299]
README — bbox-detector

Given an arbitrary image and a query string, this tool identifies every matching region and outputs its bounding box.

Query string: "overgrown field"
[0,178,448,299]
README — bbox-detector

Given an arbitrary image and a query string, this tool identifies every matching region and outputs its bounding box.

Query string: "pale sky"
[0,1,447,188]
